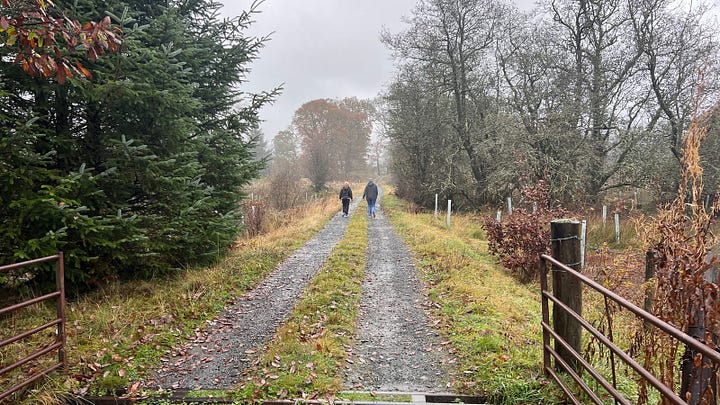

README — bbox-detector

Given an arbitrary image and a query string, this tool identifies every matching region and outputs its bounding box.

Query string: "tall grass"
[585,211,640,251]
[634,116,720,404]
[0,193,340,404]
[235,208,368,401]
[382,194,562,404]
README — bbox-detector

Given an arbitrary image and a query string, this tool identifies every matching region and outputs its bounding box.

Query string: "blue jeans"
[367,198,376,217]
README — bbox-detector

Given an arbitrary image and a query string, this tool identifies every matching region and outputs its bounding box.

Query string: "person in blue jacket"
[362,179,379,218]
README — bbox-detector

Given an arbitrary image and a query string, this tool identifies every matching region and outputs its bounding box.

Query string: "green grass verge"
[1,196,340,405]
[382,194,561,404]
[233,208,368,400]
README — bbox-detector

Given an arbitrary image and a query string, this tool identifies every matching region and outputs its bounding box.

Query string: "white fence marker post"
[602,206,607,226]
[496,210,502,222]
[581,220,587,269]
[447,200,452,228]
[615,213,620,243]
[533,203,537,214]
[435,194,438,220]
[507,197,513,215]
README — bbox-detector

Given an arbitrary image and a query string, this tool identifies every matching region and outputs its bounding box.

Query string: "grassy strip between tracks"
[381,194,562,404]
[1,195,340,405]
[233,205,368,401]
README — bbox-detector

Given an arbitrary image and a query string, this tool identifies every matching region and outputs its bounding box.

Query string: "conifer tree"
[0,0,272,287]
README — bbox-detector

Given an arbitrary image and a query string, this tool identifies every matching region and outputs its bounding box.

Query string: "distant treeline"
[383,0,720,210]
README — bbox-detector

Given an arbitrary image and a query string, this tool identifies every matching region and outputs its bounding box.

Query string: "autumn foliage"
[0,0,121,82]
[292,98,373,191]
[635,116,720,403]
[483,180,567,282]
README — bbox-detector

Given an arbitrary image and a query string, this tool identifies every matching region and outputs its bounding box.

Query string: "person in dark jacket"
[339,182,353,218]
[362,178,379,218]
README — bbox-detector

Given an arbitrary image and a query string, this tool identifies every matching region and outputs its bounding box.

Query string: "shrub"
[483,180,566,282]
[241,200,267,238]
[266,162,309,211]
[635,118,720,404]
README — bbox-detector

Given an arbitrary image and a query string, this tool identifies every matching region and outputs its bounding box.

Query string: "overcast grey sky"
[220,1,536,140]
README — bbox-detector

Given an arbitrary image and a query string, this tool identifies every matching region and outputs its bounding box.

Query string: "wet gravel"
[145,199,360,390]
[344,192,450,392]
[144,189,450,393]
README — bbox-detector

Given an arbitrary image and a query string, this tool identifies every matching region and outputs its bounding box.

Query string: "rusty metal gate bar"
[540,253,720,404]
[0,253,66,403]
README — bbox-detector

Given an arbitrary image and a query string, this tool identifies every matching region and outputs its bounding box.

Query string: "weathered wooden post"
[434,194,438,220]
[550,219,582,372]
[580,220,587,269]
[507,197,513,215]
[681,251,718,405]
[643,251,655,320]
[496,210,501,223]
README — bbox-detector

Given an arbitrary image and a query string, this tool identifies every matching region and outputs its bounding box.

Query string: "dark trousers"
[342,198,350,214]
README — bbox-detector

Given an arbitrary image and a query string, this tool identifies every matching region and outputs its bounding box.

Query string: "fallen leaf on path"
[127,381,141,395]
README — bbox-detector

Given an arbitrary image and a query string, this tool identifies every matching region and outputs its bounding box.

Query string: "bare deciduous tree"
[292,98,373,191]
[383,0,508,204]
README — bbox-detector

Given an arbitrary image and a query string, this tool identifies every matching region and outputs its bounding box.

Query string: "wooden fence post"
[643,251,655,332]
[507,197,513,215]
[550,219,582,372]
[580,220,587,269]
[681,251,718,405]
[434,194,438,220]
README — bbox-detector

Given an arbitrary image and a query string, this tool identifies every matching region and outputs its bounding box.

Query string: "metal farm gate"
[0,253,67,403]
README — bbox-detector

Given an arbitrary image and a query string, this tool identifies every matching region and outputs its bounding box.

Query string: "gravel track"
[344,192,450,392]
[145,188,449,393]
[145,199,360,390]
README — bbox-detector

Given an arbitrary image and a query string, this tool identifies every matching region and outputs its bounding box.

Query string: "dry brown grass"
[1,192,341,404]
[633,116,720,404]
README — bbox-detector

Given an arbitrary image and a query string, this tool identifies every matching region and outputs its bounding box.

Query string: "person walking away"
[339,182,353,218]
[362,178,379,218]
